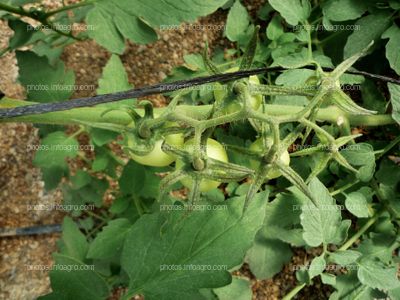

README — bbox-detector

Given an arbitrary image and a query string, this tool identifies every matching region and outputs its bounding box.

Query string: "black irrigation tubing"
[0,68,282,118]
[0,224,62,237]
[0,67,399,119]
[319,66,400,85]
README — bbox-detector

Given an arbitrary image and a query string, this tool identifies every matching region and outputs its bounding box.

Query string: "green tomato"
[249,138,290,179]
[213,67,262,114]
[175,138,228,192]
[128,133,184,167]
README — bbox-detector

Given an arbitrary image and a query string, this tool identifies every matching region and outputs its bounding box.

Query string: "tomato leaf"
[96,54,135,108]
[322,0,367,22]
[382,25,400,75]
[57,217,88,261]
[268,0,311,26]
[33,131,79,169]
[246,236,292,279]
[16,51,75,102]
[86,0,226,53]
[329,250,362,266]
[308,255,326,279]
[388,82,400,125]
[213,276,252,300]
[345,192,369,218]
[87,218,132,260]
[340,143,375,182]
[121,196,266,299]
[39,254,110,300]
[225,0,251,42]
[343,12,391,58]
[300,178,343,247]
[357,258,400,290]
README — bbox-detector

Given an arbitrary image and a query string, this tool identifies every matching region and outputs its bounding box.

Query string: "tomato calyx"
[168,138,254,194]
[249,138,291,180]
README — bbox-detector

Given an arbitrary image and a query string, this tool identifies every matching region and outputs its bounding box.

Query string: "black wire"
[0,67,283,118]
[0,66,399,119]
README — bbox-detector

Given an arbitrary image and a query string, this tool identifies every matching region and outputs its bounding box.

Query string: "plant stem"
[282,283,306,300]
[85,210,107,222]
[0,3,31,17]
[338,211,382,251]
[0,98,395,127]
[330,179,360,196]
[375,135,400,160]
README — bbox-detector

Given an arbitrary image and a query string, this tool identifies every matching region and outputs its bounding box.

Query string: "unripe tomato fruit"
[175,138,228,192]
[214,67,263,114]
[128,133,184,167]
[249,138,290,179]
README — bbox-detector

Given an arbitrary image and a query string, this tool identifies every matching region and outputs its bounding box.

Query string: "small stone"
[158,71,166,80]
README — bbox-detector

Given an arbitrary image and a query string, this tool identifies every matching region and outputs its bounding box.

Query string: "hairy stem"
[0,98,395,127]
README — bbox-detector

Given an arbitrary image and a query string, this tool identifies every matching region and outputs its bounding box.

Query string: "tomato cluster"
[127,73,289,192]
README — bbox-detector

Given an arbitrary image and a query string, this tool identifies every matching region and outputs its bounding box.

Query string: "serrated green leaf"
[382,25,400,75]
[225,0,250,42]
[213,277,252,300]
[90,128,118,146]
[322,0,367,22]
[269,0,311,26]
[92,154,109,172]
[389,285,400,300]
[86,1,157,54]
[76,177,109,207]
[33,131,79,169]
[331,219,351,245]
[96,54,135,108]
[271,47,310,69]
[86,0,225,53]
[260,190,307,246]
[58,217,88,261]
[361,79,387,114]
[184,53,206,71]
[344,12,391,58]
[41,166,65,191]
[357,233,397,264]
[70,170,91,190]
[8,19,34,50]
[121,196,266,299]
[300,178,342,247]
[376,159,400,186]
[321,273,336,286]
[16,51,75,102]
[345,192,369,218]
[87,218,132,260]
[388,82,400,125]
[309,255,326,279]
[119,161,146,195]
[330,271,381,300]
[329,250,362,266]
[357,258,400,290]
[39,253,110,300]
[246,236,292,279]
[266,15,284,40]
[340,143,375,182]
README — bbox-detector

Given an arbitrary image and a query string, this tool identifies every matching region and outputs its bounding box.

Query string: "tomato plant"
[0,1,400,300]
